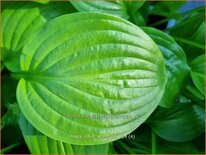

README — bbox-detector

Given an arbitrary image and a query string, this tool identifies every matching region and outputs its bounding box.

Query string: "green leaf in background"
[1,103,22,146]
[190,54,205,95]
[168,7,205,60]
[126,1,146,26]
[149,103,205,142]
[1,75,18,107]
[16,12,166,145]
[20,113,109,154]
[70,0,129,19]
[1,1,75,72]
[142,27,190,108]
[150,1,186,20]
[157,141,199,154]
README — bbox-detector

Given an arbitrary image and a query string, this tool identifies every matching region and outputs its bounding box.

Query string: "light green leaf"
[142,27,190,108]
[1,1,75,72]
[16,12,166,145]
[20,113,109,154]
[150,103,205,142]
[190,54,205,95]
[70,0,129,19]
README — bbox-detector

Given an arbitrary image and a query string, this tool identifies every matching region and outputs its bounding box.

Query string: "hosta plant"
[1,1,205,154]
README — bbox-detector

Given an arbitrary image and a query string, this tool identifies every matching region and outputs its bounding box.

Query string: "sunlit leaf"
[16,13,166,145]
[20,114,109,154]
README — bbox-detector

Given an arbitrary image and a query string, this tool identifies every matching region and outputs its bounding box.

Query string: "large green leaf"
[1,1,75,72]
[149,103,205,142]
[20,113,109,154]
[142,27,190,108]
[70,0,129,19]
[190,54,205,95]
[16,13,166,145]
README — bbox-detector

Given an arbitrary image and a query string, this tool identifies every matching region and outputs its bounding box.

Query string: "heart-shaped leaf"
[20,113,109,154]
[1,1,75,72]
[70,1,129,19]
[142,27,190,108]
[16,12,166,145]
[149,103,205,142]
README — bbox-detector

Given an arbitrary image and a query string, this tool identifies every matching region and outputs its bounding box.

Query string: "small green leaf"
[150,103,205,142]
[20,113,109,154]
[16,13,166,145]
[142,27,190,108]
[1,1,75,72]
[70,0,129,19]
[190,54,205,95]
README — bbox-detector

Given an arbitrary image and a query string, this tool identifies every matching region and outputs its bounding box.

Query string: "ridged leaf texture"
[142,27,190,108]
[16,12,166,145]
[20,114,109,154]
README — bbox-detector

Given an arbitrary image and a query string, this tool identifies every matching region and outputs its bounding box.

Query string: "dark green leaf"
[150,103,205,142]
[1,103,22,146]
[190,54,205,95]
[1,75,18,107]
[150,1,186,20]
[142,27,190,108]
[168,8,205,59]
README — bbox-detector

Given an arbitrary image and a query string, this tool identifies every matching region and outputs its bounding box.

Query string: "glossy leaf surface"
[142,27,190,108]
[16,13,166,144]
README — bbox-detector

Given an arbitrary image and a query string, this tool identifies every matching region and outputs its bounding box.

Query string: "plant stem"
[1,142,22,153]
[151,130,157,154]
[172,36,205,50]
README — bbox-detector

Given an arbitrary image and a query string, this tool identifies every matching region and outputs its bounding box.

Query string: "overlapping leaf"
[142,27,190,108]
[149,103,205,142]
[70,0,129,19]
[190,54,205,95]
[168,8,205,60]
[16,13,166,144]
[1,1,75,72]
[20,114,109,154]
